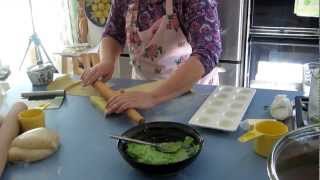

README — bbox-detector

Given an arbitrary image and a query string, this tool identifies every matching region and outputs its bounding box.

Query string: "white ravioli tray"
[189,86,256,132]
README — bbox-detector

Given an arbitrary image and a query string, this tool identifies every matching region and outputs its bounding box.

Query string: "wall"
[0,0,68,71]
[87,20,104,47]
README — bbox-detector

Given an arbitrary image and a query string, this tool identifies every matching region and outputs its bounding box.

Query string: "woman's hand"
[107,91,158,114]
[81,61,115,86]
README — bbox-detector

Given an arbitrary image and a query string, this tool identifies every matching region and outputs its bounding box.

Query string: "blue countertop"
[1,79,301,180]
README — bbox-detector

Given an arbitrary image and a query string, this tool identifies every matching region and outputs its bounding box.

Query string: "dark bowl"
[117,121,204,175]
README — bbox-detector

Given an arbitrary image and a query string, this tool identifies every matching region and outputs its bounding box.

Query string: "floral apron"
[125,0,219,85]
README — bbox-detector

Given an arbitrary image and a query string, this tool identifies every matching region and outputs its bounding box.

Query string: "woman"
[81,0,222,114]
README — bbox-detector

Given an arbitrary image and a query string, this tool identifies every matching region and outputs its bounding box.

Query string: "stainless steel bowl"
[268,124,319,180]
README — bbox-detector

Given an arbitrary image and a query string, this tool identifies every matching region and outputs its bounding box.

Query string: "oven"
[251,0,319,34]
[244,0,320,91]
[247,36,319,91]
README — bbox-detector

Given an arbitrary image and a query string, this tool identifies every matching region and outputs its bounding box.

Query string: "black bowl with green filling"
[117,121,204,175]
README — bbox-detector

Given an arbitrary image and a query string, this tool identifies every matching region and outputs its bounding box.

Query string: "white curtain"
[0,0,75,71]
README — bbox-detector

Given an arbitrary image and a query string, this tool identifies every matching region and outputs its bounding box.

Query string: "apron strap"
[131,0,139,23]
[165,0,173,15]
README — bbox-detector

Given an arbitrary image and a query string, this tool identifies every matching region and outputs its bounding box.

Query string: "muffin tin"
[189,86,256,131]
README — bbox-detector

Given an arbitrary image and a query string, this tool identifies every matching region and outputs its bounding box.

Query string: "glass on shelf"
[302,62,320,96]
[308,62,320,123]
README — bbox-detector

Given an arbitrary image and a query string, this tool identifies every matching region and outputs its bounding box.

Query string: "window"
[0,0,73,71]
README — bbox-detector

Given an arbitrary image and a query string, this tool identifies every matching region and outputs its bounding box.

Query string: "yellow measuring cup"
[238,120,288,157]
[18,102,51,132]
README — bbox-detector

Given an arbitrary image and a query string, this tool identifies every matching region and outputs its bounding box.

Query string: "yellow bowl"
[254,121,288,157]
[239,120,288,157]
[18,109,45,132]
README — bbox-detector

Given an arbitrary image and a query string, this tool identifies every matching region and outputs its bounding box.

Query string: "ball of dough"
[8,127,60,162]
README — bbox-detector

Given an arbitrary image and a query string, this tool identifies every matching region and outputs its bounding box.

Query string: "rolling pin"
[0,102,28,176]
[93,81,144,124]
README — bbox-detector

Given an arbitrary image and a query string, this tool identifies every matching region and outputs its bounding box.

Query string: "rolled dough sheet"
[89,80,164,114]
[123,80,164,92]
[88,80,197,115]
[48,75,164,97]
[47,75,100,96]
[90,96,108,115]
[20,96,64,109]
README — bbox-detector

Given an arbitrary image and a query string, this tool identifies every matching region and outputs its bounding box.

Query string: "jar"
[302,62,320,96]
[27,63,55,86]
[308,66,320,123]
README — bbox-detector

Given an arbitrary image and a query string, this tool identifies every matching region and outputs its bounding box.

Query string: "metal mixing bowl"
[268,124,319,180]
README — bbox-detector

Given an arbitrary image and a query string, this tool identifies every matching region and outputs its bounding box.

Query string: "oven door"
[251,0,319,34]
[246,36,320,91]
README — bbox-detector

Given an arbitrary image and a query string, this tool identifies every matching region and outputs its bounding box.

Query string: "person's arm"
[107,0,222,113]
[99,36,122,66]
[81,36,122,85]
[81,0,126,85]
[151,56,204,104]
[151,0,222,104]
[0,102,27,176]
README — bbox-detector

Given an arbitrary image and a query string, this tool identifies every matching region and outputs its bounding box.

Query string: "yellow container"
[238,120,288,157]
[18,109,45,132]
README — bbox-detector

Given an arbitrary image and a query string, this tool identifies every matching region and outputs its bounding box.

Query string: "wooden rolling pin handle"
[93,81,116,98]
[126,109,144,124]
[93,81,144,124]
[0,102,28,176]
[3,102,28,140]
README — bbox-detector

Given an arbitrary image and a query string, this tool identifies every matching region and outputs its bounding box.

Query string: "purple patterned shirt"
[103,0,222,76]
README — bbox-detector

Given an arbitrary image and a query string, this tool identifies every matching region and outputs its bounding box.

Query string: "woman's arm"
[107,56,204,113]
[150,0,222,103]
[81,36,122,85]
[151,55,204,104]
[81,0,126,85]
[99,36,122,66]
[107,0,222,113]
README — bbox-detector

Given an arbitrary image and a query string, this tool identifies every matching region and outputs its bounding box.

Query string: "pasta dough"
[8,127,60,162]
[47,74,100,96]
[124,80,164,92]
[48,74,166,97]
[89,80,165,114]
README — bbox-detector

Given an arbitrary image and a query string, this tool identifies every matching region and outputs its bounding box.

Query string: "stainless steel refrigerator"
[217,0,248,86]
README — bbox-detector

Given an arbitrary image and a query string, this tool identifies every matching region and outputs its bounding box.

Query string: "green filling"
[126,136,200,165]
